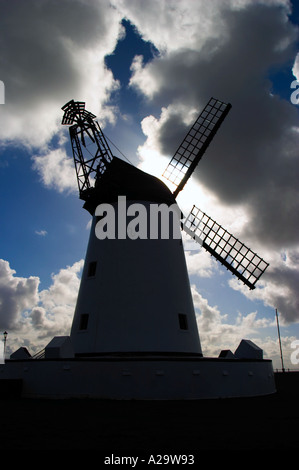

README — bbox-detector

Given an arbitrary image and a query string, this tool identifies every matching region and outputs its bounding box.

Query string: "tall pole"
[275,309,285,372]
[2,331,7,363]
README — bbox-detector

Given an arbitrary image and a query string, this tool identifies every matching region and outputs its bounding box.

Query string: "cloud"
[28,260,84,342]
[0,259,83,354]
[229,247,299,323]
[0,0,122,149]
[32,147,77,194]
[193,279,299,369]
[113,0,292,57]
[35,230,47,237]
[130,2,298,236]
[1,0,298,356]
[0,260,40,330]
[191,285,276,359]
[0,257,293,368]
[116,0,299,323]
[39,261,83,312]
[293,52,299,79]
[185,248,219,278]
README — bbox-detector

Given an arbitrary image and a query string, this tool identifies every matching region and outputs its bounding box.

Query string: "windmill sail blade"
[61,100,113,201]
[61,100,96,125]
[163,98,231,198]
[183,205,269,290]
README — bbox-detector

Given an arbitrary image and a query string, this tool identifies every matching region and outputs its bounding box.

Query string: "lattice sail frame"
[183,206,269,290]
[61,100,113,201]
[61,100,96,126]
[163,98,231,197]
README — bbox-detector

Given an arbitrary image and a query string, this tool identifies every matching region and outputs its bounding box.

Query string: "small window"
[79,314,89,330]
[178,313,188,330]
[87,261,97,278]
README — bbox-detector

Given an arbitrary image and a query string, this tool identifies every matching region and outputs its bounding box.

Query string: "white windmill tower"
[61,99,203,357]
[61,98,269,358]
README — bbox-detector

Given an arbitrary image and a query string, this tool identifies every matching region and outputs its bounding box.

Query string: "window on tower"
[79,314,89,330]
[178,313,188,330]
[87,261,97,278]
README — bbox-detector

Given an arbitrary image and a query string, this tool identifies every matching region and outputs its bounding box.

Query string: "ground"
[0,372,298,455]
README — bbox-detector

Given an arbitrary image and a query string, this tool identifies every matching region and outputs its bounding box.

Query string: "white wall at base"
[0,357,275,400]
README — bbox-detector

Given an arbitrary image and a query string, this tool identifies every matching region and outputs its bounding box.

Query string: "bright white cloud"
[292,52,299,79]
[0,259,83,355]
[114,0,291,55]
[191,285,277,360]
[39,261,83,312]
[0,259,40,331]
[185,249,218,278]
[32,147,77,194]
[35,230,48,237]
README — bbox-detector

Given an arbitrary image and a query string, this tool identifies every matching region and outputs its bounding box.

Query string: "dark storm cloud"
[265,264,299,323]
[0,0,121,145]
[126,1,299,323]
[131,3,299,249]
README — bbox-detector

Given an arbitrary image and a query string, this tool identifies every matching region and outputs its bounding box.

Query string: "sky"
[0,0,299,370]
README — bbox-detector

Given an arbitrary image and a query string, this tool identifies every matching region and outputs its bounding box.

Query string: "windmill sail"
[61,100,96,125]
[61,100,113,201]
[183,205,269,290]
[163,97,231,198]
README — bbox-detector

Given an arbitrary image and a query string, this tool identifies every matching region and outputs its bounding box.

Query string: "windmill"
[1,98,274,401]
[61,98,268,358]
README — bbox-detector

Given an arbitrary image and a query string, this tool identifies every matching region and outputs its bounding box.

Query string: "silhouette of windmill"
[1,98,276,400]
[61,98,268,358]
[1,98,275,401]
